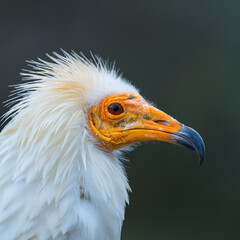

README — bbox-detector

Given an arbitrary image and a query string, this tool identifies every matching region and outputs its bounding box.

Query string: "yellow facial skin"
[88,93,183,150]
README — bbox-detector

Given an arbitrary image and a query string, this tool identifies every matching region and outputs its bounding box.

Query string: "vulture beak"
[89,93,205,164]
[169,125,205,165]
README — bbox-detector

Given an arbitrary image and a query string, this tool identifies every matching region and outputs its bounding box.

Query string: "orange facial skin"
[88,93,183,150]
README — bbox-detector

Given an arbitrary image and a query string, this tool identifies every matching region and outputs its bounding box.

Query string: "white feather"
[0,51,138,240]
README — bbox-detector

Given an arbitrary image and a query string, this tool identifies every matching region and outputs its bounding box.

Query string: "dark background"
[0,0,239,239]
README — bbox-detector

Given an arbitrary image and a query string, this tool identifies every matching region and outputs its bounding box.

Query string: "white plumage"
[0,52,137,240]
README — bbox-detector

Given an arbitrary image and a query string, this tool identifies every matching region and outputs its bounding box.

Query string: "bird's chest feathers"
[0,128,129,240]
[49,146,130,240]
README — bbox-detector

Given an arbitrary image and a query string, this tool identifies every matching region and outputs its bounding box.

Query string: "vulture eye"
[107,103,124,115]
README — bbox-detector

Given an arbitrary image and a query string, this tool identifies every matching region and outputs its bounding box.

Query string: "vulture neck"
[0,120,130,239]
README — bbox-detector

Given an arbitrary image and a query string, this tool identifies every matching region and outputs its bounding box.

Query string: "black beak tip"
[193,130,205,166]
[198,141,205,166]
[172,125,205,166]
[199,152,204,166]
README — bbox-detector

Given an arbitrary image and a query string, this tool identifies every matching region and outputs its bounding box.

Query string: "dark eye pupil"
[113,106,119,112]
[107,103,124,115]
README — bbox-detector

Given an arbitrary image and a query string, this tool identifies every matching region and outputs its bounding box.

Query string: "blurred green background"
[0,0,239,239]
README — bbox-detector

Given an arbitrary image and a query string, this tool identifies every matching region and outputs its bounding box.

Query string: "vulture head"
[0,51,205,240]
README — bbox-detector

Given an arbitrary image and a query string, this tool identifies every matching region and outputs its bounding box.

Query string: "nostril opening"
[154,119,170,126]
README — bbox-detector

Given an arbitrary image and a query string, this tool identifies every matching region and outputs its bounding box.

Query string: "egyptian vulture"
[0,51,205,240]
